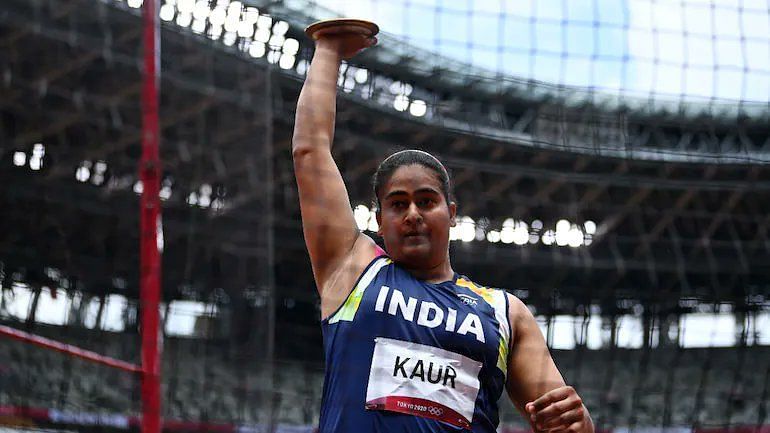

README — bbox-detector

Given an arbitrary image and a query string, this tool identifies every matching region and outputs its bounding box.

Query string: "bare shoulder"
[319,232,383,320]
[505,292,532,321]
[504,292,540,339]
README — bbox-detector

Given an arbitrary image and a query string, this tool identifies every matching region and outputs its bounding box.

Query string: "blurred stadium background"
[1,0,769,432]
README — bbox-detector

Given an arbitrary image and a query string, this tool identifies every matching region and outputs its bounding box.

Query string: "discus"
[304,18,380,41]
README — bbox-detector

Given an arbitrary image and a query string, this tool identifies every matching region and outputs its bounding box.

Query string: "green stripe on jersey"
[328,257,391,324]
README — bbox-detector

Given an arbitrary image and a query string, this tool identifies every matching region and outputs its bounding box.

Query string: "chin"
[393,246,437,268]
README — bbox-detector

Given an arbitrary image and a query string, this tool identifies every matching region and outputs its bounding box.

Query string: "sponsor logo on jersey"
[456,293,478,307]
[374,285,486,343]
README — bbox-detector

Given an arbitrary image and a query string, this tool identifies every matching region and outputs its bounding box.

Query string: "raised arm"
[292,29,379,300]
[505,295,594,433]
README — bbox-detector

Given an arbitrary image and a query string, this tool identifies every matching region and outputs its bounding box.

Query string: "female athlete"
[292,23,595,433]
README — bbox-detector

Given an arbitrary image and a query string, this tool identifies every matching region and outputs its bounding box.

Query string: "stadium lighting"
[249,42,266,58]
[267,50,281,64]
[393,94,410,112]
[159,4,176,21]
[354,205,370,231]
[584,220,596,235]
[528,219,542,244]
[556,219,570,233]
[486,230,501,243]
[176,12,193,28]
[354,68,368,84]
[459,216,476,242]
[196,183,212,208]
[223,32,237,46]
[555,230,569,247]
[133,181,144,194]
[211,198,225,211]
[186,191,198,206]
[542,229,556,246]
[512,221,529,245]
[389,81,413,96]
[338,209,598,247]
[367,210,379,232]
[409,100,427,117]
[342,76,355,93]
[193,1,210,20]
[198,194,211,207]
[554,219,571,247]
[29,143,45,171]
[282,38,300,56]
[243,7,259,22]
[568,224,583,248]
[269,35,285,49]
[75,161,91,182]
[449,223,460,241]
[226,1,242,17]
[191,18,206,33]
[296,59,309,75]
[127,0,143,8]
[208,6,226,27]
[237,39,249,53]
[154,0,303,78]
[256,15,272,30]
[499,218,514,244]
[224,15,240,34]
[159,186,172,201]
[208,25,223,40]
[238,20,254,38]
[279,54,296,70]
[273,20,290,36]
[13,151,26,167]
[475,225,486,241]
[91,160,108,186]
[224,2,241,32]
[177,0,194,13]
[254,27,270,43]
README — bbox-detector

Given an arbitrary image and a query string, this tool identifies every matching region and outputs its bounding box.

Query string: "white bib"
[365,337,483,429]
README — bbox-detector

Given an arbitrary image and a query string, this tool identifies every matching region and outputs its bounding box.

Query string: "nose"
[404,202,423,225]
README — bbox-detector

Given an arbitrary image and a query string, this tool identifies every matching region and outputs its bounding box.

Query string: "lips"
[403,232,427,242]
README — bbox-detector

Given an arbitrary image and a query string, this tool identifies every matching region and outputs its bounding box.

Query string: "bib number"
[365,337,482,429]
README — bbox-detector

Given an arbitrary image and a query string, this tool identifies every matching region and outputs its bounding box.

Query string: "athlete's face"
[376,164,457,269]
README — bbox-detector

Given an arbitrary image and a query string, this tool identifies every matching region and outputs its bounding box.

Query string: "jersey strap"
[328,257,392,324]
[455,277,512,374]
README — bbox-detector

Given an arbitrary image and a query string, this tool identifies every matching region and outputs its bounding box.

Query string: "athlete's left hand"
[525,386,593,433]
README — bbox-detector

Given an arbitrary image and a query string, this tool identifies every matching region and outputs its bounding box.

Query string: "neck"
[402,255,454,284]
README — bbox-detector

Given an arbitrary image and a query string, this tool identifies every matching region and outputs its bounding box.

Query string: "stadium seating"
[1,323,767,429]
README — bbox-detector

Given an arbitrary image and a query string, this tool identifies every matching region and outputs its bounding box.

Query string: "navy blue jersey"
[319,256,512,432]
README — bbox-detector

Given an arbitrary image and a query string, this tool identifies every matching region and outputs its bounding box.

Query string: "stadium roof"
[0,0,768,340]
[274,0,770,124]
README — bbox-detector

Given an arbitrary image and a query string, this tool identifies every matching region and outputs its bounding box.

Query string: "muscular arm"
[505,295,594,433]
[292,36,378,301]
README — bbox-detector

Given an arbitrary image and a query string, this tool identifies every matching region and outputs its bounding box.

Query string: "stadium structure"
[0,0,769,432]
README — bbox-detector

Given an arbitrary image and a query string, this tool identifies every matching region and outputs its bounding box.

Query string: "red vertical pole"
[140,1,162,433]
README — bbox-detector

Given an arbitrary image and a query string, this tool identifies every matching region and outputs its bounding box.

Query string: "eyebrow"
[383,188,441,200]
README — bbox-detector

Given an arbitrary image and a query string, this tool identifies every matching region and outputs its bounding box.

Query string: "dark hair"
[372,149,454,212]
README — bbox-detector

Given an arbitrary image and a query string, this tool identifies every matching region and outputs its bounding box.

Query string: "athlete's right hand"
[525,386,592,433]
[314,26,377,59]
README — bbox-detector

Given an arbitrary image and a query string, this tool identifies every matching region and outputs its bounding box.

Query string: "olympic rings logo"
[427,407,444,416]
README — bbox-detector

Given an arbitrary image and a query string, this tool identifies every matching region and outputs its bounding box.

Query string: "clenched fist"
[525,386,593,433]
